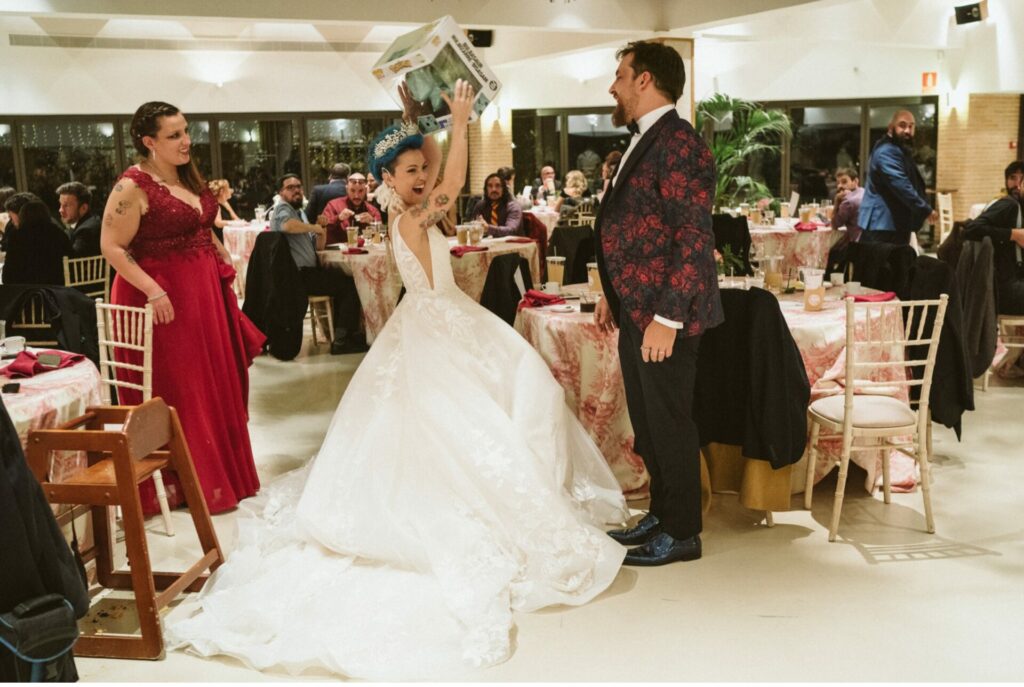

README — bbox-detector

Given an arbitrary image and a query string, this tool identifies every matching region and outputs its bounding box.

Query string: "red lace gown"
[111,167,265,515]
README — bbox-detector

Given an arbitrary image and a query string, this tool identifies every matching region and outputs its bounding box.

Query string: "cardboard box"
[372,15,501,134]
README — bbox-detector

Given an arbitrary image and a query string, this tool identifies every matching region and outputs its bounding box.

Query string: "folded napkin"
[450,245,489,258]
[2,349,85,378]
[852,291,897,303]
[343,247,368,255]
[518,289,566,311]
[794,222,819,232]
[505,237,534,243]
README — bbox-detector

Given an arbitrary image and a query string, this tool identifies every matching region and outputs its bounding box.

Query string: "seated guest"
[270,174,366,354]
[471,172,524,237]
[306,162,349,225]
[366,171,387,227]
[56,181,102,258]
[2,191,42,252]
[963,161,1024,315]
[209,178,242,244]
[831,167,865,242]
[321,172,382,245]
[531,163,561,205]
[596,150,622,203]
[0,186,15,237]
[555,169,592,218]
[2,199,72,285]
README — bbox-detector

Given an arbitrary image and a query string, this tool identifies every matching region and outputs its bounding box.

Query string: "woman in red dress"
[100,101,265,514]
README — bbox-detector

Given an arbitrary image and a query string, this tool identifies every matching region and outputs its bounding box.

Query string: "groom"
[594,41,722,565]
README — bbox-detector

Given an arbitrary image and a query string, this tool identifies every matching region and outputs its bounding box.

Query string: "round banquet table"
[749,220,844,274]
[1,356,104,482]
[320,236,541,343]
[223,221,268,297]
[527,206,561,239]
[514,284,911,509]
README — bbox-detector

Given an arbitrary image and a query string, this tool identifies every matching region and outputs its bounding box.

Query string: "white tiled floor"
[77,338,1024,681]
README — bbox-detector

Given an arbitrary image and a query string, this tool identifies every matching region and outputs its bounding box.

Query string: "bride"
[166,80,627,679]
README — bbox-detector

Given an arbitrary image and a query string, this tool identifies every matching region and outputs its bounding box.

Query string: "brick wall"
[467,107,513,195]
[936,94,1021,220]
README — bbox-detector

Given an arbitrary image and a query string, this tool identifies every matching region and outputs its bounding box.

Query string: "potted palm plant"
[695,93,792,210]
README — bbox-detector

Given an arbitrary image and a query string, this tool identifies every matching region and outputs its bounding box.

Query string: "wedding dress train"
[166,220,627,679]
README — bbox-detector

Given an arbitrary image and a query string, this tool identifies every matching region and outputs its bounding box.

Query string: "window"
[306,117,398,185]
[19,121,119,214]
[219,119,299,218]
[0,124,15,189]
[790,105,861,204]
[567,114,627,194]
[512,111,562,196]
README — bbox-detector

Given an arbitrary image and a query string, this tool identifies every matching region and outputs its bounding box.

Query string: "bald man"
[858,109,937,245]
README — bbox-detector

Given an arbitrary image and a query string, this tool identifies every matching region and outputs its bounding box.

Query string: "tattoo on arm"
[103,213,114,226]
[417,210,448,231]
[115,199,131,215]
[434,194,449,207]
[124,249,137,265]
[114,183,124,192]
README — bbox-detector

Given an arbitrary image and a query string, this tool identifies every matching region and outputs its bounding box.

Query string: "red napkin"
[794,222,819,232]
[450,245,489,258]
[2,349,85,378]
[853,291,897,303]
[343,248,368,255]
[518,289,566,311]
[505,237,534,243]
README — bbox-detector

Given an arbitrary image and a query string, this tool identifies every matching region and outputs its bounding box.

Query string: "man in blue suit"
[305,163,349,226]
[858,110,937,245]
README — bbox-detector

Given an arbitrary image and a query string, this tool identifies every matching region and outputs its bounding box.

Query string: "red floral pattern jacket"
[595,110,723,337]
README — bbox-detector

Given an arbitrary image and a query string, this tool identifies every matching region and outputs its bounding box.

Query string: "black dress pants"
[617,314,702,540]
[860,229,911,246]
[298,267,361,340]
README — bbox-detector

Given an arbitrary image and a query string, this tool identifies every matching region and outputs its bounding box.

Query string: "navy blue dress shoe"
[607,513,662,546]
[623,532,701,566]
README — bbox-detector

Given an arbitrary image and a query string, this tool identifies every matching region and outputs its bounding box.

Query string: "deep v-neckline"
[395,218,436,291]
[136,166,204,216]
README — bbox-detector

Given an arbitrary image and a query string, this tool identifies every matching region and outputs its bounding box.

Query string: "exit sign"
[922,71,938,94]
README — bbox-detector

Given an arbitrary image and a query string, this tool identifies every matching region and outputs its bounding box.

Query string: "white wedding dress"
[166,220,628,679]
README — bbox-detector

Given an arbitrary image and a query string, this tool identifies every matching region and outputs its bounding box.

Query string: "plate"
[543,304,575,313]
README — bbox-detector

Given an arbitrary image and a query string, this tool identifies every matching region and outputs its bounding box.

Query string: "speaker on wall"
[954,0,988,25]
[465,29,493,48]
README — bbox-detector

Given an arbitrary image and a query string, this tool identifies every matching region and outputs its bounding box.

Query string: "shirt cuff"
[653,314,684,329]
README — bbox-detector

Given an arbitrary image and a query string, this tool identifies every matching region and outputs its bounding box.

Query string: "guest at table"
[595,40,722,565]
[271,173,366,354]
[2,199,72,285]
[0,187,14,237]
[859,110,936,246]
[471,172,523,237]
[102,100,265,516]
[321,171,382,245]
[555,169,592,219]
[596,150,622,203]
[2,191,42,252]
[208,178,241,244]
[531,163,561,205]
[825,167,865,275]
[963,160,1024,316]
[56,182,102,258]
[306,162,349,226]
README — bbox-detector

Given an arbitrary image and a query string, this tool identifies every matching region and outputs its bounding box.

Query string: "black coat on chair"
[479,254,534,326]
[547,224,594,285]
[694,287,810,469]
[846,241,916,294]
[0,285,98,364]
[242,232,308,361]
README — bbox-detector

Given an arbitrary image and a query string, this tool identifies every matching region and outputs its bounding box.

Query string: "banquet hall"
[0,0,1022,682]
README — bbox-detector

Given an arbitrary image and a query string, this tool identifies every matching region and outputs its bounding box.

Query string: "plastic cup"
[587,262,602,293]
[546,256,566,284]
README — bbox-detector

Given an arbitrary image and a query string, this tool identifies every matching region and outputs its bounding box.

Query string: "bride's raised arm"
[404,79,474,232]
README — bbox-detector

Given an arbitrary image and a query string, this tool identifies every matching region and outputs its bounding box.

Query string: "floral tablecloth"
[223,221,268,297]
[2,358,104,482]
[320,237,541,343]
[515,287,911,501]
[750,222,844,273]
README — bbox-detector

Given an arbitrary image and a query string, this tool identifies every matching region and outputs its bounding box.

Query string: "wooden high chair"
[25,398,224,659]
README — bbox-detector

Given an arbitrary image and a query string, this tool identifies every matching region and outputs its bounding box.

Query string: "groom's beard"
[612,102,628,128]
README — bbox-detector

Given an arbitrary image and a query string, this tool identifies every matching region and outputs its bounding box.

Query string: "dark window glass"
[789,106,861,204]
[219,119,299,218]
[20,121,118,215]
[0,124,15,189]
[567,114,627,194]
[511,111,560,197]
[306,117,398,185]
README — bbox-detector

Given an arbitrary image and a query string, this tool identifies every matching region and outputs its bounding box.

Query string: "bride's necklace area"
[141,161,182,189]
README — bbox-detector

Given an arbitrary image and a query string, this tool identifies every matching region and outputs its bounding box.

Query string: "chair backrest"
[10,292,59,347]
[843,295,949,420]
[63,255,110,303]
[95,299,153,404]
[547,224,595,285]
[935,192,954,245]
[122,397,173,461]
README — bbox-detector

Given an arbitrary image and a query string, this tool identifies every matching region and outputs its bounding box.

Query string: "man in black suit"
[594,41,722,566]
[57,181,101,257]
[305,163,349,226]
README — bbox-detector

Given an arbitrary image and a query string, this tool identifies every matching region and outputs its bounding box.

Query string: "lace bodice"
[121,167,219,261]
[391,216,458,296]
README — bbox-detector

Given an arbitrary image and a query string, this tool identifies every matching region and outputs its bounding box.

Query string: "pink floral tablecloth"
[223,221,269,297]
[750,223,844,273]
[515,287,912,501]
[2,357,104,482]
[320,237,541,343]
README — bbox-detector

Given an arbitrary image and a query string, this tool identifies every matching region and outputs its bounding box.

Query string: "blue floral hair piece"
[368,123,424,181]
